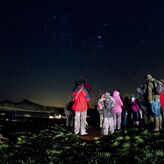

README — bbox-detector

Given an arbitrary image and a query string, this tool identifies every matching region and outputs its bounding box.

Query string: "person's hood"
[105,92,110,99]
[113,90,120,97]
[146,74,154,82]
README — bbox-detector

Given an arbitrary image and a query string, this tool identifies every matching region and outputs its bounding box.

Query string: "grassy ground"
[1,117,164,163]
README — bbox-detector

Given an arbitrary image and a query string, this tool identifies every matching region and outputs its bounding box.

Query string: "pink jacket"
[131,100,140,112]
[112,91,123,113]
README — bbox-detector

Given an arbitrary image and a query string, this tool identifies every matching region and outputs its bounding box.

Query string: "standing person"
[97,94,105,128]
[122,96,131,129]
[72,81,90,135]
[146,74,162,131]
[137,84,150,127]
[131,96,141,127]
[112,90,123,130]
[64,101,74,128]
[102,92,115,136]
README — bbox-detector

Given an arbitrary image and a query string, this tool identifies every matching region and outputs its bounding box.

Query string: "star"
[104,23,108,27]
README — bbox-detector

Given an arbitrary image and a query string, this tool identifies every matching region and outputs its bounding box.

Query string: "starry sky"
[1,0,164,107]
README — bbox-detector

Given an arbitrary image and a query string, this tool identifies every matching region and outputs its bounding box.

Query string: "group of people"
[64,74,164,136]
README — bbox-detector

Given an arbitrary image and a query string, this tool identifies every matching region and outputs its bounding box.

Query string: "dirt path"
[79,126,102,141]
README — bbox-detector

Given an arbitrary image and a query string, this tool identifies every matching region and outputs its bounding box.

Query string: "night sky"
[1,0,164,107]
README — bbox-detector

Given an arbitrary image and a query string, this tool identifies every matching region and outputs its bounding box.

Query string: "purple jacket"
[112,91,123,113]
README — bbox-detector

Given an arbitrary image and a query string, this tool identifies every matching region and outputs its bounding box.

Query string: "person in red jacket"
[72,81,90,135]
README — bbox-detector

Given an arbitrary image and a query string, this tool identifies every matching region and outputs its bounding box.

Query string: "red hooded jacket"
[72,85,90,112]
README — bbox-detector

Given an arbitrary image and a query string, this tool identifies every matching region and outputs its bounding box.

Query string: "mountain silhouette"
[0,99,63,112]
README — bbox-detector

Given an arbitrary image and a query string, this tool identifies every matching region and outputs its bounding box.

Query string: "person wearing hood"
[112,90,123,130]
[72,80,90,135]
[146,74,162,131]
[102,92,115,136]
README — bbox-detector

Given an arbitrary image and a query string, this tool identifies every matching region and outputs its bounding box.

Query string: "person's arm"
[84,88,90,102]
[148,82,153,102]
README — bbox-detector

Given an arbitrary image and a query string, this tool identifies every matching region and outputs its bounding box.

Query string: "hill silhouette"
[0,99,64,116]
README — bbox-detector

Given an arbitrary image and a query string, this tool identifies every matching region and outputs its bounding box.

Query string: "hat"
[131,95,135,102]
[146,74,152,80]
[105,92,110,99]
[113,90,120,96]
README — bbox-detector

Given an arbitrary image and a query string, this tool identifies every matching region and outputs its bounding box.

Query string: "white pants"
[103,117,114,135]
[74,111,87,134]
[113,112,122,130]
[99,113,103,128]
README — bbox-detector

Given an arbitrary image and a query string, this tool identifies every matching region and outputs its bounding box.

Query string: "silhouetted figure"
[122,96,131,129]
[64,101,74,127]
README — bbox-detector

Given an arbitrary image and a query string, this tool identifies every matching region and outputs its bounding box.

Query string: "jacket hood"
[113,90,120,96]
[146,74,154,82]
[105,92,110,99]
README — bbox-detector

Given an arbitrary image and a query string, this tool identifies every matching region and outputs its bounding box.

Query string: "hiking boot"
[75,131,79,135]
[80,132,88,136]
[153,128,159,132]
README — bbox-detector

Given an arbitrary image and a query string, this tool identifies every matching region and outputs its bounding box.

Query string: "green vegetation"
[1,123,164,163]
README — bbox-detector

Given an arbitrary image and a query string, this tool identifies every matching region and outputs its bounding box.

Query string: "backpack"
[153,79,164,95]
[97,100,104,110]
[66,101,74,111]
[104,98,114,109]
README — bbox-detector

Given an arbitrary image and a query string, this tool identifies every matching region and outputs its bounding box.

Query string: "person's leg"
[109,117,114,134]
[103,117,109,136]
[136,112,139,126]
[113,113,116,130]
[154,117,160,131]
[65,111,69,126]
[67,112,72,127]
[100,113,103,128]
[151,100,160,131]
[74,112,80,134]
[70,112,74,127]
[124,110,128,128]
[156,102,162,130]
[117,112,122,130]
[80,110,87,135]
[121,110,125,128]
[145,104,151,127]
[159,116,162,130]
